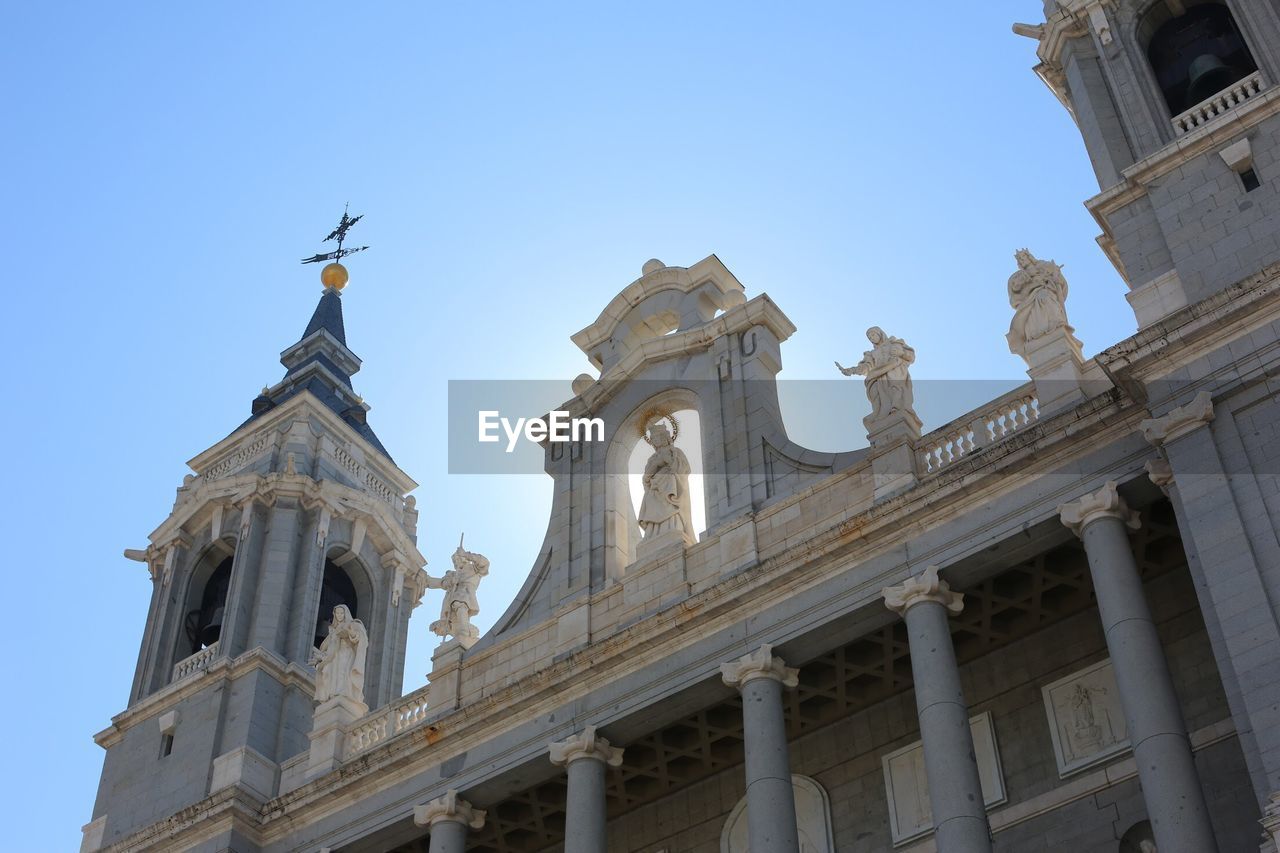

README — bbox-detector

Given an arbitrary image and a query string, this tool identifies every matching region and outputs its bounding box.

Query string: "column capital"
[720,643,799,690]
[549,725,624,767]
[413,789,486,830]
[1145,457,1174,495]
[882,565,963,616]
[1139,390,1214,447]
[1058,480,1140,538]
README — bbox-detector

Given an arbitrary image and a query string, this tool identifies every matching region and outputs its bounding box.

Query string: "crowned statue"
[309,604,369,706]
[637,414,695,547]
[1006,248,1080,361]
[836,326,918,427]
[427,537,490,649]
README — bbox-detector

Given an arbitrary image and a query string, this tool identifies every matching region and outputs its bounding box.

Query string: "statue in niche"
[1006,248,1077,358]
[836,326,917,425]
[309,604,368,705]
[427,536,489,649]
[637,413,695,547]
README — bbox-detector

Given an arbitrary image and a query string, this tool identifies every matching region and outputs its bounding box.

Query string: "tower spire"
[237,210,391,458]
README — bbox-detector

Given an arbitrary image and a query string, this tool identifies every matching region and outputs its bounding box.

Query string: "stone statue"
[836,326,917,425]
[427,537,490,649]
[309,604,368,705]
[637,417,695,547]
[1006,249,1076,358]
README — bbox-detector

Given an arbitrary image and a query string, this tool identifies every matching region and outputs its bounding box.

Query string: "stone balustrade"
[343,687,433,758]
[919,389,1039,474]
[1172,71,1264,136]
[172,643,219,681]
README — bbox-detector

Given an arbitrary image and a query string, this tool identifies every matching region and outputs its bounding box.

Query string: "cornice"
[95,649,315,749]
[187,390,418,495]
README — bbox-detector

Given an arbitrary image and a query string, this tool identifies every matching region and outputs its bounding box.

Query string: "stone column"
[549,725,623,853]
[720,644,801,853]
[883,567,992,853]
[414,790,486,853]
[1143,392,1280,806]
[1059,481,1217,853]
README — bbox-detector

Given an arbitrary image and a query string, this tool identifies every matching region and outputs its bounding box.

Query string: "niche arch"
[604,387,707,579]
[1137,0,1259,116]
[312,550,375,649]
[720,775,834,853]
[174,540,236,665]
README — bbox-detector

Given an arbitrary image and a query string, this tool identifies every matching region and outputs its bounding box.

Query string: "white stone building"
[85,2,1280,851]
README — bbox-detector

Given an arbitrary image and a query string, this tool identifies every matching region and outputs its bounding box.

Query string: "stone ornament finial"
[882,565,964,616]
[835,326,919,431]
[1145,458,1175,495]
[1058,480,1141,538]
[1139,391,1214,447]
[548,725,625,767]
[413,789,487,830]
[719,643,800,690]
[426,537,490,649]
[1006,249,1081,364]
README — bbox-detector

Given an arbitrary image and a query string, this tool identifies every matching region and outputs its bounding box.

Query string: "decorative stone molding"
[1058,481,1140,538]
[719,643,799,690]
[1139,391,1214,447]
[1261,790,1280,849]
[881,565,963,616]
[548,725,625,767]
[1145,458,1174,495]
[413,790,487,830]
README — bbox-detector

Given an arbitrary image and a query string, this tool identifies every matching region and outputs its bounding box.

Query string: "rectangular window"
[1241,167,1262,192]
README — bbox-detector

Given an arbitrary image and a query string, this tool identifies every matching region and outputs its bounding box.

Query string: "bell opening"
[183,556,233,654]
[1146,3,1257,116]
[313,560,359,648]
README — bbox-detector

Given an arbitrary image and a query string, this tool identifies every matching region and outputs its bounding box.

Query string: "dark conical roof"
[301,287,347,346]
[232,285,392,460]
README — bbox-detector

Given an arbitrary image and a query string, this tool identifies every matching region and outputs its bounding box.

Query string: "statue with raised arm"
[637,414,695,547]
[1006,248,1077,360]
[836,326,917,425]
[427,536,490,649]
[309,604,368,705]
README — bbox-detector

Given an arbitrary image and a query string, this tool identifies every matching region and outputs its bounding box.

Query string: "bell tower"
[1017,0,1280,327]
[82,262,429,853]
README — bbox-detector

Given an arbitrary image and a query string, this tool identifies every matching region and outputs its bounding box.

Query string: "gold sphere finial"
[321,262,349,291]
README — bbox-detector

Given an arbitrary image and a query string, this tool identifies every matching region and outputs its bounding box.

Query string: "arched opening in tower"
[1144,2,1257,116]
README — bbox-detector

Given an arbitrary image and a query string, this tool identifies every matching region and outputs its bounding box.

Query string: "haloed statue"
[637,413,695,547]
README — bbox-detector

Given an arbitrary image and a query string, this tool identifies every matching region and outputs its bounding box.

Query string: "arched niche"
[603,388,707,579]
[175,542,235,664]
[720,775,834,853]
[312,553,374,649]
[1139,1,1258,115]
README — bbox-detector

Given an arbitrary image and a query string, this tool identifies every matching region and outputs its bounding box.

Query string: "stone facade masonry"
[85,3,1280,851]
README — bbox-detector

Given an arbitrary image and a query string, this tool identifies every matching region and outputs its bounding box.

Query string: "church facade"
[84,2,1280,851]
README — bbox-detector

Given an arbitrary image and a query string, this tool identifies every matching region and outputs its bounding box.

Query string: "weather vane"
[301,204,369,290]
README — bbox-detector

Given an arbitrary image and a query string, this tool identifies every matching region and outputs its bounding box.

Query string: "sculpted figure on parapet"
[427,537,489,649]
[1006,248,1076,358]
[637,415,696,547]
[836,326,917,426]
[310,604,368,705]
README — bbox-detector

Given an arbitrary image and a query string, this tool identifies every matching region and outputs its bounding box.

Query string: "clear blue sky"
[2,2,1133,847]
